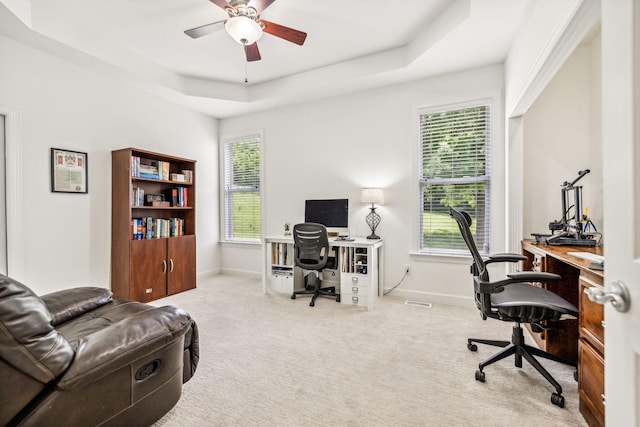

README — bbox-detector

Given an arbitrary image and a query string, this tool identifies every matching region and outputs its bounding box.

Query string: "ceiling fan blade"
[184,20,226,39]
[209,0,231,10]
[260,20,307,46]
[249,0,276,14]
[245,42,261,62]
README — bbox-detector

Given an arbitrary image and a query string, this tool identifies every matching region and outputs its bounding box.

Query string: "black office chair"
[449,208,578,407]
[290,223,341,307]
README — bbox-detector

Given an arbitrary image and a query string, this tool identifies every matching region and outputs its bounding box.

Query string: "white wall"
[0,34,220,295]
[522,35,602,239]
[220,65,505,305]
[504,0,578,116]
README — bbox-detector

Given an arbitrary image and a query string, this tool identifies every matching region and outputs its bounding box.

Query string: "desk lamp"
[361,188,385,239]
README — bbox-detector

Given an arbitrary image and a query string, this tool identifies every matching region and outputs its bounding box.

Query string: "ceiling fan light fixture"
[225,16,263,45]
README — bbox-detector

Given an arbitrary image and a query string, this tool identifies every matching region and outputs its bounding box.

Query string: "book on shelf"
[150,160,170,181]
[132,187,145,207]
[181,170,193,183]
[132,218,144,240]
[132,217,185,239]
[180,187,188,207]
[145,216,153,240]
[271,242,290,265]
[131,156,141,177]
[171,173,186,182]
[139,163,159,179]
[163,188,178,206]
[162,187,188,207]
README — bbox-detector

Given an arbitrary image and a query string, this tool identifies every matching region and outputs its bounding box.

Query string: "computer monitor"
[304,199,349,228]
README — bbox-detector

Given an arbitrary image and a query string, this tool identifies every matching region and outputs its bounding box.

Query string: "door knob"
[584,280,631,312]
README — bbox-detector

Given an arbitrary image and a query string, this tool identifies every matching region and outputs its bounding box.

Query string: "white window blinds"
[223,135,261,242]
[419,103,491,254]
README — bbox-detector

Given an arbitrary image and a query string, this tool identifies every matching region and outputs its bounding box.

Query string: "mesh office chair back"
[293,223,329,270]
[291,223,340,306]
[449,208,492,317]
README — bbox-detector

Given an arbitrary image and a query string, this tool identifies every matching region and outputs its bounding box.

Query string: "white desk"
[262,236,384,311]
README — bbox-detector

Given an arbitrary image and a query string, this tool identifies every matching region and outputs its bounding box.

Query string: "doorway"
[0,115,6,275]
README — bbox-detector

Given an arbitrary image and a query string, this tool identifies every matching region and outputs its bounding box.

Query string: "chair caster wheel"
[336,295,341,302]
[468,343,478,352]
[291,294,296,299]
[309,301,315,307]
[574,369,578,382]
[551,393,565,408]
[475,370,485,382]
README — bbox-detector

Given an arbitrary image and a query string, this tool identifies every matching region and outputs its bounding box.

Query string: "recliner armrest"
[485,253,528,264]
[57,305,193,390]
[507,271,561,282]
[41,287,113,326]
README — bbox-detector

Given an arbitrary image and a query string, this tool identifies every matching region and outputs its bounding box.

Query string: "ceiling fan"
[184,0,307,62]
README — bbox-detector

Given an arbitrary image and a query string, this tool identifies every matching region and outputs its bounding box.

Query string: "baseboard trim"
[381,288,474,308]
[218,268,261,279]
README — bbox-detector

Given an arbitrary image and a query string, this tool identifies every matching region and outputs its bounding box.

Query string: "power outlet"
[404,264,411,274]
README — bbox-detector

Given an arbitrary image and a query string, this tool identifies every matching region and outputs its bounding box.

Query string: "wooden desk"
[521,240,604,427]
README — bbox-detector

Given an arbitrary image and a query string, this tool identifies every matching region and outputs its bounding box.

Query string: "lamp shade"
[361,188,385,205]
[225,16,263,45]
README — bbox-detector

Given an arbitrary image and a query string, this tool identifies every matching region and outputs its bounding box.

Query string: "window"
[419,102,491,254]
[222,134,261,242]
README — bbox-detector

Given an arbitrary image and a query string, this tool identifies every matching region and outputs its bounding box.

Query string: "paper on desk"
[567,251,604,263]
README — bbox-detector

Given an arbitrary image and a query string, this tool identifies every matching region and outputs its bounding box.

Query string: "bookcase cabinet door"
[130,239,168,302]
[167,235,196,295]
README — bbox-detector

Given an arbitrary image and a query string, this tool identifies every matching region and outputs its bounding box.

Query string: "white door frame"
[600,0,639,424]
[0,105,25,281]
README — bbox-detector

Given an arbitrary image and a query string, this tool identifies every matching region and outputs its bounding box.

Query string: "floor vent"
[404,300,432,308]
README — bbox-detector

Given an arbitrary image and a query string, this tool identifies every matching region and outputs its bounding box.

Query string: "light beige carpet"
[152,274,587,427]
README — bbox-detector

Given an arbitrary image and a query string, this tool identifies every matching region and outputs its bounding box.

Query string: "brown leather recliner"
[0,275,199,426]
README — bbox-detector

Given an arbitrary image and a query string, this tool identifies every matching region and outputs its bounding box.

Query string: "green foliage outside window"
[420,105,490,253]
[224,138,261,241]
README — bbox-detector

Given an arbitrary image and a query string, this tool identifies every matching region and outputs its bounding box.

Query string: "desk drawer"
[579,276,604,353]
[340,274,372,294]
[341,283,370,297]
[579,338,604,427]
[341,294,369,307]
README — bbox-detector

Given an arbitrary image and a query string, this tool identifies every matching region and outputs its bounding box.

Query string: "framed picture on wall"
[50,148,88,193]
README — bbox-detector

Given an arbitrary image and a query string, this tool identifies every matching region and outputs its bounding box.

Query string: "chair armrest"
[41,287,113,326]
[476,272,561,294]
[507,271,561,282]
[57,305,193,390]
[485,253,528,264]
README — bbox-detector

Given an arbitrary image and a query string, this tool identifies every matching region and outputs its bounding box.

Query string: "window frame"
[220,131,263,244]
[416,98,494,256]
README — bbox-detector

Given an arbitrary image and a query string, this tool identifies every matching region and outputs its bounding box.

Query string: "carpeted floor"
[152,274,587,427]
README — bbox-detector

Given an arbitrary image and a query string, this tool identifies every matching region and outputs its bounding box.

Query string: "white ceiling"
[0,0,529,118]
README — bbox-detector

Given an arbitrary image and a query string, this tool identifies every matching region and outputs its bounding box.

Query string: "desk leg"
[262,241,268,294]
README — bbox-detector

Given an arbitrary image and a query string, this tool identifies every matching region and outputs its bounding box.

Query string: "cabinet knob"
[352,277,359,283]
[352,287,358,294]
[162,260,167,273]
[169,259,174,272]
[352,296,359,303]
[145,288,152,294]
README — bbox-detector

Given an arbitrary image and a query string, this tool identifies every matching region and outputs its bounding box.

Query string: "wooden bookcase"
[111,148,196,302]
